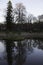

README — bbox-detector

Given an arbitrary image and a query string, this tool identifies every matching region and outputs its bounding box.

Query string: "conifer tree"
[6,1,14,31]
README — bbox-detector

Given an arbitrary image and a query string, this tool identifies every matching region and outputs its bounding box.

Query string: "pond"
[0,39,43,65]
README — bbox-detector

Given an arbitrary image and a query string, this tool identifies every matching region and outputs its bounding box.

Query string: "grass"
[0,32,43,40]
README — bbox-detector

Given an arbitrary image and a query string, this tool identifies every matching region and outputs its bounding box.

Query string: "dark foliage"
[5,1,14,31]
[0,1,43,32]
[0,22,43,32]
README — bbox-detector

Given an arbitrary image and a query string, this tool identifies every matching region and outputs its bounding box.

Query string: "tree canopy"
[5,1,14,31]
[14,3,27,24]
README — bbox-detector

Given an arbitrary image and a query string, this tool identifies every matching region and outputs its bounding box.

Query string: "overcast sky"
[0,0,43,23]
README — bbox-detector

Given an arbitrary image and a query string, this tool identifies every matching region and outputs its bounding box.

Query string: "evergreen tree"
[6,1,14,31]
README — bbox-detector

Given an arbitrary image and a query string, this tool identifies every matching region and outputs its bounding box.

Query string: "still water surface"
[0,39,43,65]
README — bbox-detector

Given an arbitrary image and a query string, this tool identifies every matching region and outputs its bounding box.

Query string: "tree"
[28,14,33,32]
[38,15,43,32]
[38,15,43,22]
[5,1,14,31]
[14,3,27,24]
[28,14,33,23]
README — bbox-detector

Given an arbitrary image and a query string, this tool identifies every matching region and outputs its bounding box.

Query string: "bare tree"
[28,14,34,32]
[14,3,27,24]
[28,14,33,23]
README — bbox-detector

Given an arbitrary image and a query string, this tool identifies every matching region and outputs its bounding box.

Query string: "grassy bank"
[0,32,43,40]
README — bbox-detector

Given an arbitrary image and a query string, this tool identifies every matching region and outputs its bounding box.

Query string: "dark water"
[0,39,43,65]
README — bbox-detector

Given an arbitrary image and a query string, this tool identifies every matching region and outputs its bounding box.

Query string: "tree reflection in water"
[5,39,43,65]
[27,39,33,55]
[5,40,27,65]
[5,40,13,65]
[38,40,43,50]
[32,39,43,50]
[15,41,26,65]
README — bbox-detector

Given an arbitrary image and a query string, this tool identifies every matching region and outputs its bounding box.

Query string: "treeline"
[0,22,43,32]
[0,1,43,32]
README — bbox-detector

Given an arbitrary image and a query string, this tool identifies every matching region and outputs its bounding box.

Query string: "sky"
[0,0,43,23]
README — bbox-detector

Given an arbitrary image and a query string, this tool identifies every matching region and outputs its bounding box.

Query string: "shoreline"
[0,32,43,40]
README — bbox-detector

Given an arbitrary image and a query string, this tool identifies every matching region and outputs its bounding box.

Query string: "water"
[0,39,43,65]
